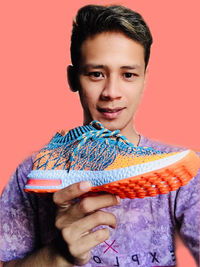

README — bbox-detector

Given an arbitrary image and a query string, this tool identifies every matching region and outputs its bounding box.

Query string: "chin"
[97,119,121,131]
[84,114,125,132]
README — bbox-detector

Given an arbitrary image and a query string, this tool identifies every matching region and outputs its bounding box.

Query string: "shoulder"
[17,154,36,182]
[1,153,36,197]
[139,135,198,154]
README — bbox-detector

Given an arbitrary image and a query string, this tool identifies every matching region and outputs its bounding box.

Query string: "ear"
[67,65,78,92]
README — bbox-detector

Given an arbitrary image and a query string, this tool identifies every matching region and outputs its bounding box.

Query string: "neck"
[122,129,140,146]
[114,122,140,146]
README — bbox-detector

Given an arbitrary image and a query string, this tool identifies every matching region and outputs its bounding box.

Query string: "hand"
[53,181,120,266]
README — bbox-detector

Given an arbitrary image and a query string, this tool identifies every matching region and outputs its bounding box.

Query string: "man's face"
[76,31,146,138]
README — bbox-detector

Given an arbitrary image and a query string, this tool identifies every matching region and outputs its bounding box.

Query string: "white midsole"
[25,150,189,189]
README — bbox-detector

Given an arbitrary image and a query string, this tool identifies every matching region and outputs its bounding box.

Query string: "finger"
[68,228,110,262]
[62,210,117,242]
[56,194,120,228]
[53,181,91,206]
[67,194,120,221]
[78,194,121,214]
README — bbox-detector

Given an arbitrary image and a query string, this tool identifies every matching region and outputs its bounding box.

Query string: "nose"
[100,75,122,101]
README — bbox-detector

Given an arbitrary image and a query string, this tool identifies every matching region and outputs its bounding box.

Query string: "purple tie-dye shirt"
[1,135,199,266]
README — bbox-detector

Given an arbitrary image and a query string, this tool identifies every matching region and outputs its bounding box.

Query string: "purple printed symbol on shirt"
[102,240,119,254]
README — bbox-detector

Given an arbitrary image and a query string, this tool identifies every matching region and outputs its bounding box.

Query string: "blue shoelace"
[69,121,132,163]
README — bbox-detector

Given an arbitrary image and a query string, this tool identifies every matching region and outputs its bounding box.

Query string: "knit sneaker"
[25,121,200,198]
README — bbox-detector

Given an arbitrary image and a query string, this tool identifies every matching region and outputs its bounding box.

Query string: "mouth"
[97,107,125,119]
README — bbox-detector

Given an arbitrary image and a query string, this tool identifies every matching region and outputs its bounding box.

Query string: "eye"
[88,72,104,80]
[124,72,136,79]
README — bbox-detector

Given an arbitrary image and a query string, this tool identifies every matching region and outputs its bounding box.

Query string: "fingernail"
[79,181,91,191]
[116,195,121,204]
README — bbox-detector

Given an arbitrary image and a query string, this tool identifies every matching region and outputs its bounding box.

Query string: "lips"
[98,107,124,112]
[98,107,125,119]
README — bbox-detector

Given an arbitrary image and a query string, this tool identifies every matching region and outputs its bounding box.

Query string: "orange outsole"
[87,150,200,198]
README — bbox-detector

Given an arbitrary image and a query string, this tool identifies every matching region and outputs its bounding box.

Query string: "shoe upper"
[25,121,200,198]
[32,121,166,172]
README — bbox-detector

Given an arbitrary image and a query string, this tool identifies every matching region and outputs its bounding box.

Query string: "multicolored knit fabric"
[25,121,200,198]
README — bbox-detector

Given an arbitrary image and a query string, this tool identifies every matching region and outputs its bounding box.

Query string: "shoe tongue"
[51,121,99,144]
[67,124,96,141]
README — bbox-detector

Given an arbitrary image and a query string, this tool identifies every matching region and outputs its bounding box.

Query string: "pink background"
[1,0,199,266]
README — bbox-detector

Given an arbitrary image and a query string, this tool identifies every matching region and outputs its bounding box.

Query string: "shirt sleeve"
[174,168,200,264]
[1,156,39,262]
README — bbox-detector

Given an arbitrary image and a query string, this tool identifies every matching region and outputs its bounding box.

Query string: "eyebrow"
[82,64,141,70]
[120,65,141,69]
[82,64,104,69]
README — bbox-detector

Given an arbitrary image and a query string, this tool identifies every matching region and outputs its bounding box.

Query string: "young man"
[1,4,199,267]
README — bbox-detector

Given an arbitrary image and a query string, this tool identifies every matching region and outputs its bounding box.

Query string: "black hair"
[71,5,153,69]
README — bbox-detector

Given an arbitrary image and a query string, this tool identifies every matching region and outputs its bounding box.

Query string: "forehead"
[80,31,145,68]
